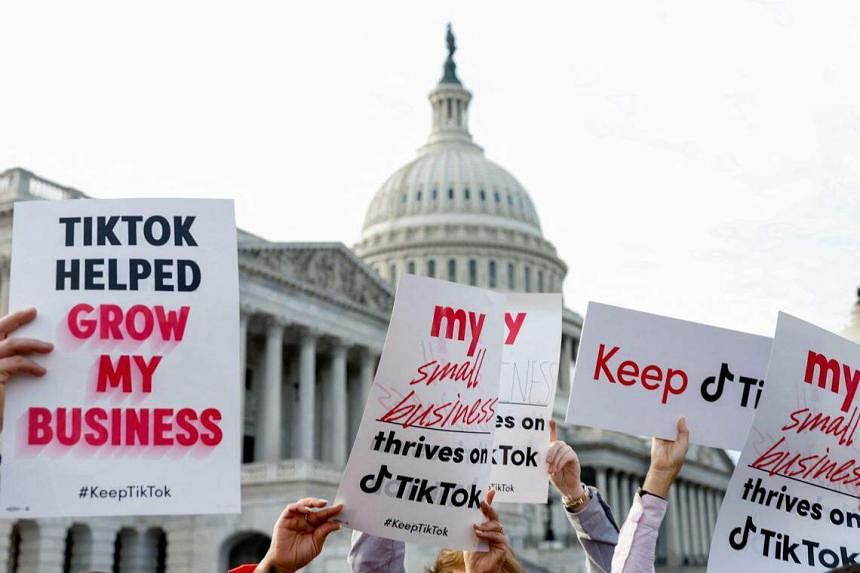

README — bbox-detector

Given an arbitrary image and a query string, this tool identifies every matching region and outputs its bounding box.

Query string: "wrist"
[561,483,589,512]
[257,552,294,573]
[559,479,583,501]
[643,467,677,499]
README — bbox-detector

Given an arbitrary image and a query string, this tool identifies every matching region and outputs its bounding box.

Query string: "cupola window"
[448,259,457,282]
[448,188,454,200]
[489,260,497,288]
[416,191,422,201]
[408,261,416,274]
[464,188,470,200]
[479,189,486,201]
[432,188,438,200]
[507,263,515,289]
[427,260,436,278]
[468,259,477,286]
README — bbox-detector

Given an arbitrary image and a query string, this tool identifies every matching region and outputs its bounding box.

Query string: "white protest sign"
[707,313,859,572]
[1,199,240,517]
[566,302,771,449]
[335,274,505,549]
[490,293,561,503]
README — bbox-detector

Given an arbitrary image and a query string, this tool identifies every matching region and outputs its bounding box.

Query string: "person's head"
[426,548,525,573]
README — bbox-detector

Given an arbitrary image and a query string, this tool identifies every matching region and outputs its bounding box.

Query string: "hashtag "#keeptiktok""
[79,484,172,502]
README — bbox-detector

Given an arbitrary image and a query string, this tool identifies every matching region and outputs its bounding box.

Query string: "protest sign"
[335,274,505,549]
[1,199,240,517]
[707,313,859,572]
[490,293,561,503]
[566,302,771,449]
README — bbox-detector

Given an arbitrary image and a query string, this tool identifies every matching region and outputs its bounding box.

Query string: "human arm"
[252,498,343,573]
[610,417,688,573]
[547,420,619,573]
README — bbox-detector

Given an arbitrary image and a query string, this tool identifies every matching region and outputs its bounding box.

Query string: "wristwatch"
[562,484,590,512]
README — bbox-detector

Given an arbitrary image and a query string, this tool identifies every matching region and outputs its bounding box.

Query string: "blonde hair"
[426,548,525,573]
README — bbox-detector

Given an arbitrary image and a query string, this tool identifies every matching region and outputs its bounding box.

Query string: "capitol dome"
[354,25,567,293]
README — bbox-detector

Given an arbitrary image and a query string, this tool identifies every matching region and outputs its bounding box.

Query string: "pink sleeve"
[610,491,668,573]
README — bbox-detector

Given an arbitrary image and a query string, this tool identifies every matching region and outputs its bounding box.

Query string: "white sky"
[2,0,859,338]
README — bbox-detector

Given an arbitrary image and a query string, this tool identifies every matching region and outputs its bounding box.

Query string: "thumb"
[676,417,689,443]
[549,419,558,442]
[313,521,342,546]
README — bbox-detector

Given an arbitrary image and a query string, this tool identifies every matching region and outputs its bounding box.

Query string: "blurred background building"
[0,26,733,573]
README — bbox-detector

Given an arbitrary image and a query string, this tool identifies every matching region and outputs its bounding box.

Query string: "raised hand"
[0,308,54,430]
[643,417,689,498]
[258,498,343,573]
[547,419,583,500]
[464,489,509,573]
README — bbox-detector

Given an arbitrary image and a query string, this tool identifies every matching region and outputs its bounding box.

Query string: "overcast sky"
[3,0,860,338]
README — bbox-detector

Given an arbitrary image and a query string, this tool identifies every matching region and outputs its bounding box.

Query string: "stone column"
[559,335,572,393]
[629,474,639,508]
[88,522,119,573]
[618,473,630,519]
[164,517,195,572]
[331,341,348,466]
[708,490,720,537]
[608,471,622,522]
[596,467,609,499]
[256,318,284,463]
[0,521,12,572]
[298,330,318,460]
[359,348,376,407]
[666,487,684,566]
[687,484,701,562]
[0,258,9,315]
[698,486,710,554]
[239,313,249,444]
[118,527,159,572]
[677,482,692,563]
[18,521,66,573]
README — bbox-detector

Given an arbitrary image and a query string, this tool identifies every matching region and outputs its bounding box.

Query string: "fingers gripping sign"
[0,308,54,430]
[465,489,511,573]
[643,417,690,499]
[259,498,344,572]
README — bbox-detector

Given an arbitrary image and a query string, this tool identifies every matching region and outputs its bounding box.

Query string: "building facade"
[0,27,733,573]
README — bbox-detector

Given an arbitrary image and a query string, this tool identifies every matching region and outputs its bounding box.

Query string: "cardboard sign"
[707,313,860,572]
[566,302,771,449]
[335,274,505,549]
[490,293,561,503]
[0,199,240,517]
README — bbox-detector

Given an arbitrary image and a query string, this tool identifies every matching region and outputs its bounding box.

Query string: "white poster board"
[1,199,240,517]
[707,313,859,572]
[335,274,505,549]
[491,293,561,503]
[566,302,771,449]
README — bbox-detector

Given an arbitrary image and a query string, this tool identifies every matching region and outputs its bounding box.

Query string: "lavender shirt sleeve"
[610,492,668,573]
[565,486,620,573]
[347,530,406,573]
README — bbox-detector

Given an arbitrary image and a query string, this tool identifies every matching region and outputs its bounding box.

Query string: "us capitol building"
[0,27,734,573]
